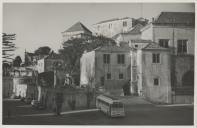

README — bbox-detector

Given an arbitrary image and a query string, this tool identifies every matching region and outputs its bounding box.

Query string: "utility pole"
[172,18,175,54]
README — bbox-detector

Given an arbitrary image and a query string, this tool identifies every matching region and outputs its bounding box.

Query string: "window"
[100,77,104,86]
[97,25,100,31]
[106,73,111,80]
[152,53,160,63]
[159,39,169,48]
[109,24,112,29]
[153,78,159,86]
[123,21,127,27]
[103,54,110,64]
[134,45,138,48]
[119,73,124,79]
[177,40,187,54]
[117,54,125,64]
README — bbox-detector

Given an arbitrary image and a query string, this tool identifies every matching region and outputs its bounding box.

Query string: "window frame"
[134,44,138,48]
[117,54,125,64]
[152,53,160,64]
[119,73,124,80]
[159,39,169,48]
[177,39,187,54]
[103,54,110,64]
[153,77,160,86]
[106,73,111,80]
[123,21,127,27]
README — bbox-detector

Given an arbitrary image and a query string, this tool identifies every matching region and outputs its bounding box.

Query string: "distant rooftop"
[63,22,92,34]
[112,22,147,39]
[95,17,131,25]
[153,12,195,26]
[143,42,169,50]
[95,45,132,52]
[130,39,154,43]
[128,23,144,34]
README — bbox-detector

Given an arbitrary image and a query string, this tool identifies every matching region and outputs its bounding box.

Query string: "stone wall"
[38,87,100,111]
[3,77,13,98]
[172,55,194,87]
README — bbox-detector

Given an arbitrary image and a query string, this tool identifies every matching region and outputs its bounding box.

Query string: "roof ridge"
[94,17,132,25]
[143,42,168,50]
[63,21,92,33]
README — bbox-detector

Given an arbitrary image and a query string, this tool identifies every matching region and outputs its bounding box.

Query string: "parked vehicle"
[96,94,125,117]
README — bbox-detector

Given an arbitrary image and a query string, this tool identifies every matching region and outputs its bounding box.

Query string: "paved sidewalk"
[156,104,194,107]
[9,108,99,118]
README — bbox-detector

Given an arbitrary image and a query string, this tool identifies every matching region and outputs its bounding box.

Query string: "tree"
[2,33,16,63]
[34,46,51,55]
[3,62,11,76]
[13,56,22,67]
[58,36,116,79]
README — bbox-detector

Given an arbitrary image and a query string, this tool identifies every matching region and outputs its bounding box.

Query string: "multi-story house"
[80,45,131,96]
[113,23,145,45]
[80,41,172,103]
[80,11,194,104]
[130,40,172,103]
[93,17,148,38]
[62,22,92,42]
[140,12,195,104]
[141,12,194,55]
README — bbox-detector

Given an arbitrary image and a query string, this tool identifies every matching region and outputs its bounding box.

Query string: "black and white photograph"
[2,1,196,126]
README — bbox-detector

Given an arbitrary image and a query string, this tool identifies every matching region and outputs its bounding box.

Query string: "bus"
[96,94,125,117]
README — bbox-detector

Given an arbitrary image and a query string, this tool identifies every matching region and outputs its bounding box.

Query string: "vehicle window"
[112,103,123,108]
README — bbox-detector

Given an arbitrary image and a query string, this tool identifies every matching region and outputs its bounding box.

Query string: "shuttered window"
[117,54,125,64]
[159,39,169,48]
[177,40,187,54]
[103,54,110,64]
[152,53,160,63]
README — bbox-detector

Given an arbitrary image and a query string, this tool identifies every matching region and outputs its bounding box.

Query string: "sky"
[3,3,195,61]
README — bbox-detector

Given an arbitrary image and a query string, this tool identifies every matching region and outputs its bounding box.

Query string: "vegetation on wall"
[58,35,116,85]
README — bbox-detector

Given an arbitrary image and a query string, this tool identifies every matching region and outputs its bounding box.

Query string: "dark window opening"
[152,53,160,63]
[103,54,110,64]
[106,73,111,80]
[123,21,127,27]
[177,40,187,54]
[117,54,125,64]
[159,39,169,48]
[154,78,159,86]
[119,73,124,79]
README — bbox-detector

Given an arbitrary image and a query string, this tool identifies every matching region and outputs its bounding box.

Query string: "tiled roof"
[63,22,92,34]
[112,33,120,39]
[153,12,195,26]
[95,17,131,25]
[143,42,169,50]
[130,39,154,43]
[112,23,144,39]
[95,45,132,52]
[128,23,144,34]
